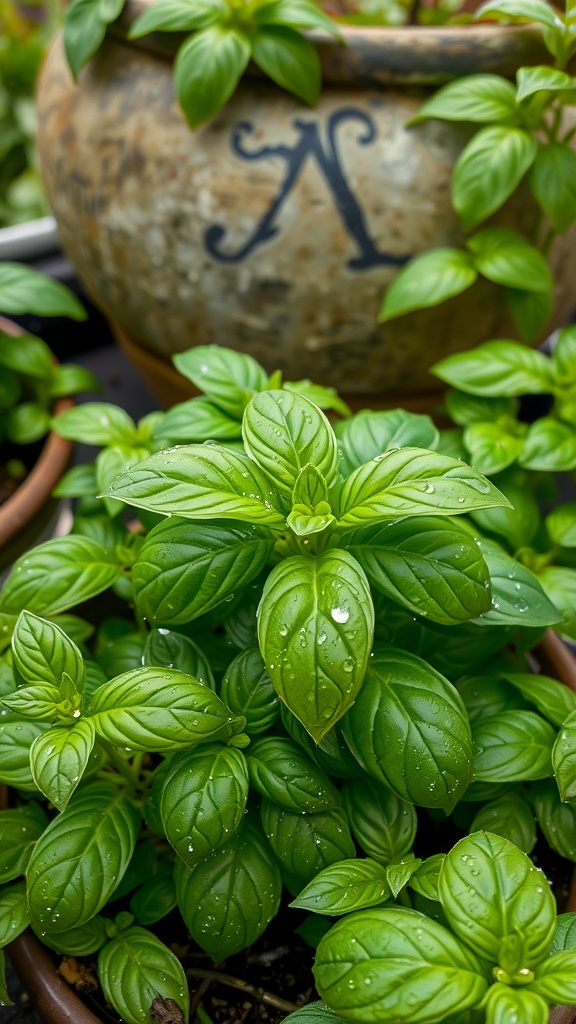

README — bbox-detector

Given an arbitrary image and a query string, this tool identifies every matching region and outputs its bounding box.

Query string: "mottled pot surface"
[37,21,576,398]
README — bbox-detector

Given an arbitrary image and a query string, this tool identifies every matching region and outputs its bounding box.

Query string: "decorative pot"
[36,8,576,407]
[6,630,576,1024]
[0,317,73,575]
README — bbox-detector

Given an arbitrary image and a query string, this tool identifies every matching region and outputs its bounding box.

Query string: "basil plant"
[0,345,575,1024]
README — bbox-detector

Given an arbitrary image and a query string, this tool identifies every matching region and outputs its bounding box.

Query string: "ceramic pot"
[6,630,576,1024]
[0,317,73,574]
[36,8,576,405]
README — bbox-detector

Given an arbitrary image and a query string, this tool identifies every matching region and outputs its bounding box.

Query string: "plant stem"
[186,968,300,1014]
[196,1006,215,1024]
[99,739,141,790]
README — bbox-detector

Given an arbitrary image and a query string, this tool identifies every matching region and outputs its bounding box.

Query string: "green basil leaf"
[342,778,417,865]
[440,831,556,967]
[535,566,576,638]
[0,881,29,947]
[520,418,576,471]
[433,340,553,396]
[345,517,491,624]
[174,345,268,417]
[282,708,364,781]
[243,390,338,502]
[0,536,121,620]
[336,448,507,528]
[144,628,214,689]
[6,403,50,445]
[444,391,516,427]
[128,0,224,36]
[379,248,477,322]
[517,65,576,100]
[484,984,548,1024]
[53,403,136,446]
[472,711,555,782]
[551,913,576,953]
[49,363,100,398]
[409,854,446,901]
[254,0,341,34]
[552,324,576,383]
[247,736,339,812]
[453,127,536,229]
[552,711,576,801]
[1,683,63,720]
[457,675,528,723]
[160,743,248,867]
[133,519,274,625]
[529,143,576,232]
[0,263,86,319]
[467,228,553,293]
[473,538,560,628]
[89,667,245,750]
[342,645,472,812]
[411,74,518,124]
[257,550,374,741]
[27,782,139,933]
[96,444,152,517]
[42,915,109,955]
[463,421,526,476]
[63,0,125,76]
[291,859,390,915]
[314,906,488,1023]
[175,814,282,960]
[507,288,553,343]
[281,1003,349,1024]
[336,410,438,477]
[129,870,177,926]
[0,719,51,788]
[30,720,96,811]
[0,802,48,883]
[50,615,95,646]
[469,479,539,551]
[546,503,576,547]
[98,927,189,1024]
[251,25,320,105]
[504,672,576,726]
[284,380,351,418]
[469,794,536,853]
[475,0,563,30]
[94,627,146,678]
[53,463,98,499]
[386,858,422,898]
[533,778,576,860]
[104,443,284,524]
[529,951,576,1003]
[220,646,280,735]
[174,26,251,128]
[0,332,53,379]
[159,396,242,443]
[12,610,85,692]
[261,800,355,891]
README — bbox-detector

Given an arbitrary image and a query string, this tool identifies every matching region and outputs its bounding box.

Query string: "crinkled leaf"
[336,410,438,477]
[175,815,282,960]
[220,646,280,735]
[247,736,338,812]
[160,743,249,867]
[261,800,355,891]
[342,778,417,865]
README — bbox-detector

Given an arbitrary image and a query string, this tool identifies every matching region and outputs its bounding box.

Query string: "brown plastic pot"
[36,9,576,407]
[0,317,74,574]
[5,630,576,1023]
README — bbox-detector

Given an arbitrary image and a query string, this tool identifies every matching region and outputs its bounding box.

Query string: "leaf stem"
[186,967,300,1014]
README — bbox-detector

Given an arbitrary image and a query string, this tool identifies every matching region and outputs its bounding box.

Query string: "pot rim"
[0,317,73,552]
[5,630,576,1024]
[106,4,551,84]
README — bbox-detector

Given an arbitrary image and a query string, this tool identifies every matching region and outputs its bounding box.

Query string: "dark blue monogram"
[204,107,410,270]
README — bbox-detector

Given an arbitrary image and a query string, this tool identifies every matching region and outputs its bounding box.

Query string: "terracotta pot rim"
[0,317,73,552]
[6,631,576,1023]
[108,6,551,83]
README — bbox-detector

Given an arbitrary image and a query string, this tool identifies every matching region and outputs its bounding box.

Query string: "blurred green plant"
[0,1,61,229]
